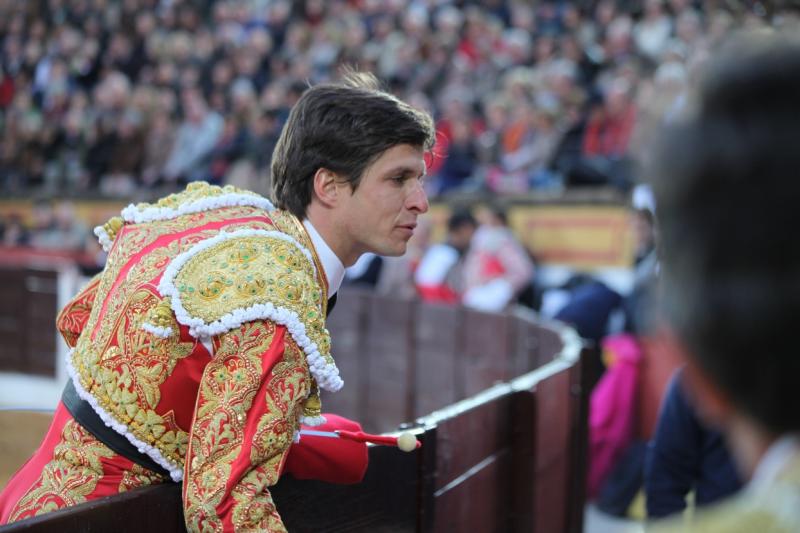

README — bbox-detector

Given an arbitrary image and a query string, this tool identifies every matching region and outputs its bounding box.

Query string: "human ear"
[312,168,340,208]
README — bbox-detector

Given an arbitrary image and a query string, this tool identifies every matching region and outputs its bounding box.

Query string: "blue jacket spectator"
[644,368,742,519]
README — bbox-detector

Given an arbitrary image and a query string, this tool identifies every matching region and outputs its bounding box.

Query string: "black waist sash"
[61,380,173,479]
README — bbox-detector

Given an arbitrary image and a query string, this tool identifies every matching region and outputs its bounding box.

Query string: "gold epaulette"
[160,230,332,360]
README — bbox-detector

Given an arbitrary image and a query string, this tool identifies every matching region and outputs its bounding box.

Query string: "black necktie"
[326,293,337,317]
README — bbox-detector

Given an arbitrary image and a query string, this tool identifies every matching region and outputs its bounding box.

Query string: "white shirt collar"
[748,434,800,494]
[303,219,345,296]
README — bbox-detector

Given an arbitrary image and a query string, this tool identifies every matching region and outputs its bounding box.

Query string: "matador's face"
[336,143,429,262]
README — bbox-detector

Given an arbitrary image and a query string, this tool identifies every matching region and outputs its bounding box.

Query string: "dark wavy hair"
[270,70,435,218]
[652,35,800,434]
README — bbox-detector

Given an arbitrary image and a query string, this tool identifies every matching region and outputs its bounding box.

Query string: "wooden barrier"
[323,289,567,435]
[0,264,60,377]
[0,289,587,533]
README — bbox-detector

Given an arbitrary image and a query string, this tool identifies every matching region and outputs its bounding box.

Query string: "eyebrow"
[383,165,427,179]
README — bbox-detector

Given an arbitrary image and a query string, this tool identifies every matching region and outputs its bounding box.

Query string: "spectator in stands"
[434,117,478,196]
[462,204,534,312]
[634,0,673,61]
[650,36,800,532]
[0,213,29,247]
[101,108,146,196]
[207,115,249,186]
[44,108,89,191]
[526,105,564,190]
[163,88,223,184]
[29,200,87,252]
[548,88,589,186]
[575,77,637,189]
[476,95,510,170]
[489,95,537,193]
[415,209,477,303]
[140,108,177,187]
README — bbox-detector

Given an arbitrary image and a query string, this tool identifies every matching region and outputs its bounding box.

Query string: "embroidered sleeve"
[160,230,342,392]
[182,320,310,532]
[56,274,102,347]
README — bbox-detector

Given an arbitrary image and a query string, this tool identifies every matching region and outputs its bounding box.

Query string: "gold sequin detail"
[7,420,116,523]
[145,296,175,329]
[71,205,277,469]
[72,288,196,466]
[184,322,277,532]
[102,216,125,241]
[172,234,332,358]
[119,463,165,492]
[232,338,308,532]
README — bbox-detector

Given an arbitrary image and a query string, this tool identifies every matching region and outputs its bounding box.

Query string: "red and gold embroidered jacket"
[56,182,349,532]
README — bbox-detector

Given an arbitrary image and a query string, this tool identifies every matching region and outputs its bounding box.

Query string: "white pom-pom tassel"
[94,226,114,252]
[300,415,327,427]
[397,432,418,452]
[141,322,173,338]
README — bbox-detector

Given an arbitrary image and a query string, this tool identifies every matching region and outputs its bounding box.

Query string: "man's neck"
[303,210,346,295]
[306,204,359,267]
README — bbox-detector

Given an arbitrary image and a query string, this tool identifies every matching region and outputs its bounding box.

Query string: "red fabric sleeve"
[282,414,368,485]
[183,323,308,532]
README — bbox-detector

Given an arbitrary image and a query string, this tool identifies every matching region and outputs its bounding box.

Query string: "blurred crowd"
[1,0,797,199]
[0,198,106,274]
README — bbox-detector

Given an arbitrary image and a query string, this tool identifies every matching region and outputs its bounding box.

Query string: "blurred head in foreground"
[652,34,800,479]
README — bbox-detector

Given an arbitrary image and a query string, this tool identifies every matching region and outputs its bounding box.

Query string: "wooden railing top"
[410,312,582,428]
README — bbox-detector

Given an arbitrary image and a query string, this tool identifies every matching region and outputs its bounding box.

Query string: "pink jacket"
[587,333,643,498]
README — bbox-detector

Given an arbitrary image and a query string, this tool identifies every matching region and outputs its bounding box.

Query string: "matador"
[0,71,434,531]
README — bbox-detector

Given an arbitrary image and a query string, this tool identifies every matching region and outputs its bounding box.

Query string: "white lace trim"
[299,415,327,427]
[158,229,343,392]
[93,225,114,252]
[65,349,184,482]
[121,194,275,224]
[141,322,173,338]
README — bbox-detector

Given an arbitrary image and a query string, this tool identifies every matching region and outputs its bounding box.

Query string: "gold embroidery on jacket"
[56,274,101,347]
[173,234,331,359]
[269,210,336,361]
[250,340,308,465]
[7,420,115,522]
[85,205,276,351]
[228,339,308,531]
[119,463,165,492]
[74,287,196,465]
[71,209,277,470]
[184,321,276,532]
[230,467,287,532]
